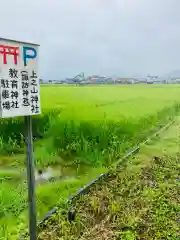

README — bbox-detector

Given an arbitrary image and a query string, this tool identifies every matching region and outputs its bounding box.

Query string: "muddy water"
[35,167,63,184]
[0,166,76,185]
[35,167,55,181]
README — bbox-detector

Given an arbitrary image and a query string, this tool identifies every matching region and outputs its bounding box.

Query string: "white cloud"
[0,0,180,78]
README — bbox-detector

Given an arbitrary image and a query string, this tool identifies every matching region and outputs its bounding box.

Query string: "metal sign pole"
[24,115,37,240]
[0,37,40,240]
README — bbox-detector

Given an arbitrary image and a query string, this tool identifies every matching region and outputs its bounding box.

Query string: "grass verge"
[38,119,180,240]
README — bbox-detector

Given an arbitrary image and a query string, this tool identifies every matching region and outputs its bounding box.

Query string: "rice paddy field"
[0,84,180,239]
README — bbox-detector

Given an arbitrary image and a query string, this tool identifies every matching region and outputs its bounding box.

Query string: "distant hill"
[165,69,180,78]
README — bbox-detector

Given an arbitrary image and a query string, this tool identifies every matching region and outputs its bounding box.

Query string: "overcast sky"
[0,0,180,79]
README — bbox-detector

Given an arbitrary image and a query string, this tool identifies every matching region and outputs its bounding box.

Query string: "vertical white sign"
[0,38,40,118]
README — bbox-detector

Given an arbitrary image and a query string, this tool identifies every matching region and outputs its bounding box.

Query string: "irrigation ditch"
[36,118,175,235]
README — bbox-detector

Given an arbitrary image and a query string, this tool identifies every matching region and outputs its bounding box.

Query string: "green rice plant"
[0,183,26,218]
[0,110,60,155]
[1,85,180,239]
[40,85,180,120]
[47,103,180,168]
[0,136,21,155]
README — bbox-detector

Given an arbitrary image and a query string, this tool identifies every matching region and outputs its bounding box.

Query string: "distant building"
[87,75,114,84]
[115,78,137,84]
[66,78,81,84]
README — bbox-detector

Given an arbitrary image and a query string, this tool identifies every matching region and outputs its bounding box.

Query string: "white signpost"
[0,37,40,240]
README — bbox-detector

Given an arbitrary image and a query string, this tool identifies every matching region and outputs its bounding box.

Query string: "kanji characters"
[9,68,18,78]
[2,90,10,99]
[22,82,29,88]
[11,101,19,108]
[31,86,38,94]
[1,70,19,111]
[2,101,10,110]
[10,91,18,99]
[23,89,29,96]
[31,95,39,105]
[30,70,37,79]
[22,98,30,106]
[11,80,18,89]
[1,79,9,88]
[31,104,39,114]
[1,68,40,115]
[31,79,37,86]
[21,71,29,81]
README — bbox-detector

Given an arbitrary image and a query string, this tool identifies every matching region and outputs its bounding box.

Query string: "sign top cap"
[0,37,40,46]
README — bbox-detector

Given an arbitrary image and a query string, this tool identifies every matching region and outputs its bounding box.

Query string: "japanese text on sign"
[0,38,40,118]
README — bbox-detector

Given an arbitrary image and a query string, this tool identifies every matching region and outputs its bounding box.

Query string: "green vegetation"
[39,119,180,240]
[0,85,180,239]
